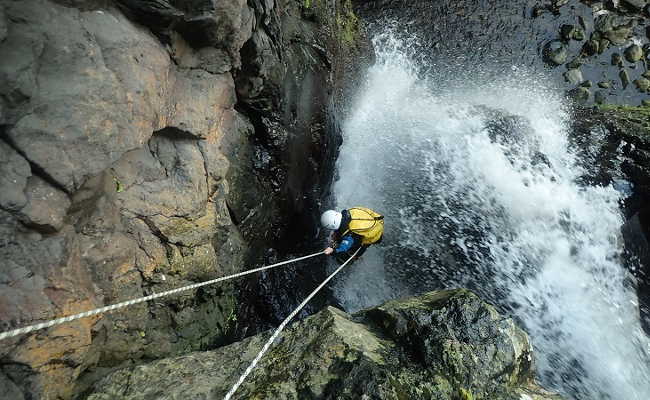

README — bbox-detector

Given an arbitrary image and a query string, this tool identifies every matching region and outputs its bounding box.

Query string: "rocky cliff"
[570,104,650,333]
[85,289,562,400]
[0,0,369,398]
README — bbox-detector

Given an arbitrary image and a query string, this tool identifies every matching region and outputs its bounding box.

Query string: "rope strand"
[0,251,325,341]
[223,248,360,400]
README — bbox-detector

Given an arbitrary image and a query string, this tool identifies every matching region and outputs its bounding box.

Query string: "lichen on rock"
[0,0,370,398]
[85,289,562,400]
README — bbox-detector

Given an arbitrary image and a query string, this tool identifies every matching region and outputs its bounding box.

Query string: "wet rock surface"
[354,0,650,106]
[3,0,650,398]
[0,0,369,398]
[85,290,562,400]
[569,104,650,333]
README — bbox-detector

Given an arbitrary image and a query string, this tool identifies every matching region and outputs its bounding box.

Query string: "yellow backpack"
[343,207,384,245]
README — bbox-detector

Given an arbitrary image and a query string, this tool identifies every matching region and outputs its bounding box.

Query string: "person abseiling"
[321,207,384,261]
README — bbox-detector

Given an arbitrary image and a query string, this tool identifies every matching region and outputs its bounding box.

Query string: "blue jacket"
[330,209,363,254]
[335,234,357,253]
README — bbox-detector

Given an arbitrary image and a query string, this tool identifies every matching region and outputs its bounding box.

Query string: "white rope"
[0,251,325,341]
[223,248,361,400]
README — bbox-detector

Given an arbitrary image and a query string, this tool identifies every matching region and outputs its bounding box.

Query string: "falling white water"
[331,31,650,399]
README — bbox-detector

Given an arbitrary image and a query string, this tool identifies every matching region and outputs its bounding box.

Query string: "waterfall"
[331,31,650,400]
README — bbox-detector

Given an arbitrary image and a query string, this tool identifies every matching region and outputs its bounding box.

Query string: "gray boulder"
[582,39,599,56]
[564,68,584,85]
[560,24,575,40]
[595,14,635,45]
[543,40,568,65]
[86,290,563,400]
[625,44,644,63]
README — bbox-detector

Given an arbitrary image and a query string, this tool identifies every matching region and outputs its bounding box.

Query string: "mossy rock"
[87,290,563,400]
[594,104,650,149]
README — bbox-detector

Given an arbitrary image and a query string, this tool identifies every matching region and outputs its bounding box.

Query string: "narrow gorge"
[0,0,369,397]
[1,1,650,400]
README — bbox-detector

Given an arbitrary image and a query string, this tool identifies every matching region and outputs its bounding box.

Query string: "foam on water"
[331,31,650,399]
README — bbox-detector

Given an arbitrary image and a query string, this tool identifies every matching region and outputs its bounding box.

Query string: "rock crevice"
[0,0,369,398]
[85,290,563,400]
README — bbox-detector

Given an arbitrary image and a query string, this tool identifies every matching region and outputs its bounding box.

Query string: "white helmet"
[320,210,342,230]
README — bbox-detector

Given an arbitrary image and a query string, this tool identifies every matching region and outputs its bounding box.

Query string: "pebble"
[620,69,631,89]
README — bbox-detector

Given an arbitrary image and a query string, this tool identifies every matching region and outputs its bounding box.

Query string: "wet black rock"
[595,90,608,104]
[623,0,648,11]
[561,24,576,40]
[583,39,600,56]
[570,104,650,332]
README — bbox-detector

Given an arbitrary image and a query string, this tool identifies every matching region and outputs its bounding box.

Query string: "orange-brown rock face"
[0,0,369,398]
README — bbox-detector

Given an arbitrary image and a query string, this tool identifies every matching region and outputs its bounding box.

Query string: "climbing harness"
[342,207,384,245]
[223,248,361,400]
[0,251,325,341]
